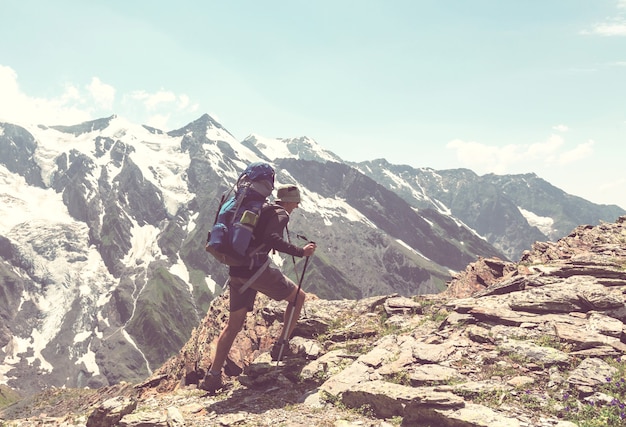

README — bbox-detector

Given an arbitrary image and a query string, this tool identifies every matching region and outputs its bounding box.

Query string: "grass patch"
[558,357,626,426]
[0,385,21,409]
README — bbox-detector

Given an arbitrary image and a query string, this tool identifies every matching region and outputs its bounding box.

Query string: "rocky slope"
[2,216,625,426]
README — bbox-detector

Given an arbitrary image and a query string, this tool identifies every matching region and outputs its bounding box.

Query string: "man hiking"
[202,184,316,393]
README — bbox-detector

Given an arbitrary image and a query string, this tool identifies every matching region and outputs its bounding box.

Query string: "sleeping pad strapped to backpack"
[205,162,275,268]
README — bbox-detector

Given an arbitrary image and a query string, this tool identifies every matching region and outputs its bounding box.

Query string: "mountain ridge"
[0,113,623,399]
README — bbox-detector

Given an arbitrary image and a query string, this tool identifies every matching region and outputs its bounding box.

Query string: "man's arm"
[262,208,305,257]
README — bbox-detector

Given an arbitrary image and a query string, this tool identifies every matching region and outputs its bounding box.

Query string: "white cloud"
[178,94,190,110]
[0,64,200,129]
[552,124,569,132]
[0,65,19,96]
[581,2,626,36]
[446,139,521,174]
[128,90,199,120]
[583,2,626,36]
[178,94,199,113]
[558,140,595,165]
[586,21,626,36]
[0,65,91,125]
[62,84,82,103]
[131,90,177,110]
[527,134,564,160]
[87,77,115,110]
[446,133,594,175]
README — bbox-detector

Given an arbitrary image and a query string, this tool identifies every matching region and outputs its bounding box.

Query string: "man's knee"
[225,320,244,334]
[285,287,306,305]
[296,289,306,306]
[225,309,247,332]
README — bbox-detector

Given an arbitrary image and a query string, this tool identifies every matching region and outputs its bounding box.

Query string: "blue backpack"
[205,162,275,267]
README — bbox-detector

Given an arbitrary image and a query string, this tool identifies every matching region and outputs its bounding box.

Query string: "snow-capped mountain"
[351,159,625,260]
[0,114,622,397]
[242,134,342,163]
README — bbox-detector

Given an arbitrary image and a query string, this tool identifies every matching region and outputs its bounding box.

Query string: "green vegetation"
[0,385,21,409]
[415,297,450,325]
[558,357,626,427]
[533,334,573,352]
[268,291,626,426]
[458,349,626,427]
[377,311,404,336]
[126,266,200,367]
[384,370,410,386]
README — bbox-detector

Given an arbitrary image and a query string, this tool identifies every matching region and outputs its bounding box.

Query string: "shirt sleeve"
[262,207,305,257]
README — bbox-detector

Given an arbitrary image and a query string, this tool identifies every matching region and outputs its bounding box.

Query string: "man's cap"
[275,185,301,203]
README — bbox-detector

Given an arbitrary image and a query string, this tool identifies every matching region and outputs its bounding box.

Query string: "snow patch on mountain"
[170,257,191,293]
[122,329,152,374]
[122,221,162,267]
[244,134,340,163]
[27,117,195,217]
[303,191,375,227]
[0,161,118,382]
[5,220,117,375]
[74,330,100,375]
[395,238,431,262]
[247,134,293,160]
[75,344,100,376]
[205,275,219,294]
[0,165,72,233]
[128,136,191,216]
[382,169,428,202]
[204,121,238,146]
[518,206,555,236]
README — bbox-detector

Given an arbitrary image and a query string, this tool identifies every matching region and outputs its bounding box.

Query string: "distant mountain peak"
[242,134,342,163]
[167,113,235,142]
[195,113,225,129]
[49,115,117,136]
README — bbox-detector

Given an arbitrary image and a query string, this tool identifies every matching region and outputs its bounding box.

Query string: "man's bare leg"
[210,306,248,374]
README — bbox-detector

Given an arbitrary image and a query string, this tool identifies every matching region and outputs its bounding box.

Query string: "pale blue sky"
[1,0,626,210]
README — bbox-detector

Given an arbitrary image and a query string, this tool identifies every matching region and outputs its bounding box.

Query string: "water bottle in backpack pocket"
[231,210,259,256]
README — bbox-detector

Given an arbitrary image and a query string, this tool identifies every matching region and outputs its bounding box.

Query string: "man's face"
[283,201,300,214]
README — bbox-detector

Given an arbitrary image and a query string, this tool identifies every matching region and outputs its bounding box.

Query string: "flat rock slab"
[341,380,464,419]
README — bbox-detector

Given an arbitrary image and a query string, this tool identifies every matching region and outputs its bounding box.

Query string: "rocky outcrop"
[4,217,625,426]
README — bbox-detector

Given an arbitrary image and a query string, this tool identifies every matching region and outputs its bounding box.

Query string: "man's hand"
[303,242,316,257]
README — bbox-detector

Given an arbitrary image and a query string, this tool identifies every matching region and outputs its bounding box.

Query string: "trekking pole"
[295,234,313,317]
[288,254,307,318]
[275,254,311,364]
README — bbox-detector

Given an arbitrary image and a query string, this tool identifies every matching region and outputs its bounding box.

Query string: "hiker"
[202,184,317,392]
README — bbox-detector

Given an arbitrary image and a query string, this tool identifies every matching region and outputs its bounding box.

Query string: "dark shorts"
[228,265,296,312]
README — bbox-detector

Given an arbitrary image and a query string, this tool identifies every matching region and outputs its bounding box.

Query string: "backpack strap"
[237,258,270,294]
[236,203,287,294]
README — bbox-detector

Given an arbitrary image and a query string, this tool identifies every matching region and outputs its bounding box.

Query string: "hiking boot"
[199,370,222,393]
[270,340,294,361]
[224,357,243,377]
